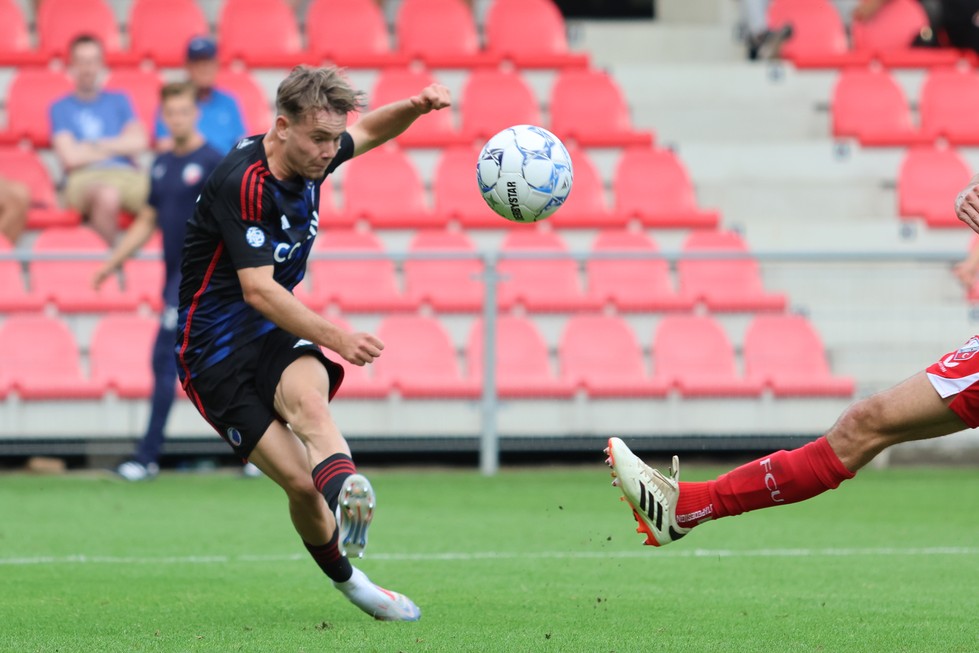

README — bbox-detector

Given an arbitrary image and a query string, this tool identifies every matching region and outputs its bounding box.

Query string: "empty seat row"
[832,66,979,147]
[897,146,974,228]
[1,227,783,314]
[0,66,649,149]
[0,0,587,69]
[770,0,972,69]
[0,142,708,232]
[0,312,853,401]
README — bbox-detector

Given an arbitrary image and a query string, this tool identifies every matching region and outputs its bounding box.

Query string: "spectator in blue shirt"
[50,34,149,244]
[155,36,247,154]
[93,81,224,481]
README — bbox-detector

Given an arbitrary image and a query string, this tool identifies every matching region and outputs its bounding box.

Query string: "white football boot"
[336,473,375,558]
[604,437,689,547]
[334,567,421,622]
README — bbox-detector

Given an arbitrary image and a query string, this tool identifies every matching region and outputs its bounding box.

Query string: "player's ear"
[273,114,291,141]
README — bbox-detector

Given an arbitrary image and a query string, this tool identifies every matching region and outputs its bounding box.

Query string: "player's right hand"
[340,331,385,366]
[91,263,113,290]
[955,183,979,234]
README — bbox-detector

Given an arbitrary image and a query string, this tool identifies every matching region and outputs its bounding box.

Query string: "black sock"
[312,453,357,513]
[303,529,353,583]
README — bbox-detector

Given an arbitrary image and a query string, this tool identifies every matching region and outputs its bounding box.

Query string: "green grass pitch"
[2,463,978,653]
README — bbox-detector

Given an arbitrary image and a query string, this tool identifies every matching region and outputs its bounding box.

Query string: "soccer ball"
[476,125,574,223]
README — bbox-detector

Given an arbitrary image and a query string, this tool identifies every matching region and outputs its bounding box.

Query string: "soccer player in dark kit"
[94,81,224,481]
[176,65,451,621]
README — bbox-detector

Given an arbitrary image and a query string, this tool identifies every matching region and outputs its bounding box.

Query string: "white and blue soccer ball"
[476,125,574,223]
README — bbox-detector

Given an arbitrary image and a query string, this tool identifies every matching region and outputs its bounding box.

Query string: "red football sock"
[675,437,855,528]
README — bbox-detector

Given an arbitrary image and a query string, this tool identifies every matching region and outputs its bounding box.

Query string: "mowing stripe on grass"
[2,546,978,566]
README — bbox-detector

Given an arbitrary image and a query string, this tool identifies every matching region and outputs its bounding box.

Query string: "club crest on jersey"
[182,162,203,186]
[944,337,979,368]
[245,226,265,248]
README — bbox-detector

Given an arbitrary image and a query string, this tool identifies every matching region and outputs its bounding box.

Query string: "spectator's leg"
[0,178,30,244]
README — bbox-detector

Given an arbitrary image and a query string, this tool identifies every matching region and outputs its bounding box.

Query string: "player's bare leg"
[252,355,419,620]
[607,371,968,546]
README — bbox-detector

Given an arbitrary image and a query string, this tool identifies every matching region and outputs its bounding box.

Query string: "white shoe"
[336,473,374,558]
[334,567,421,622]
[604,437,689,547]
[242,462,263,478]
[116,461,159,482]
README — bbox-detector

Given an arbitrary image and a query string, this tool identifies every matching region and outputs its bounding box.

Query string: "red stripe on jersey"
[252,169,270,223]
[240,161,264,222]
[178,242,225,386]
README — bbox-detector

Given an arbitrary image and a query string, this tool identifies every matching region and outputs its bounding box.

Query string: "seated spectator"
[50,34,149,244]
[0,176,29,244]
[155,36,246,153]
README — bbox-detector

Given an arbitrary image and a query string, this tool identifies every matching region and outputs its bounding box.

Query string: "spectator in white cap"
[155,36,247,153]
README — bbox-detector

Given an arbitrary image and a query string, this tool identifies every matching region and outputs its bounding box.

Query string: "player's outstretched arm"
[237,265,383,366]
[346,83,451,157]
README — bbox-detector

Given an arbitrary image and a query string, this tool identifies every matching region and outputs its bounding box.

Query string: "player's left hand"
[956,183,979,234]
[410,84,452,115]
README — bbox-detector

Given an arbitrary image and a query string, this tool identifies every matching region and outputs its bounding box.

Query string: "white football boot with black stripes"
[604,437,689,547]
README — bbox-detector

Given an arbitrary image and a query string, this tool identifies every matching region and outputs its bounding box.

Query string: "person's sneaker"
[604,437,689,547]
[336,473,374,558]
[334,567,421,621]
[242,462,263,478]
[116,460,159,482]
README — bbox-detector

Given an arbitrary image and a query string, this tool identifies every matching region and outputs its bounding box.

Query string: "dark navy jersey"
[176,132,354,378]
[148,143,224,306]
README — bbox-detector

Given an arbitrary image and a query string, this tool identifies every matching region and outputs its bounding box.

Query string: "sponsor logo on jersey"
[245,226,265,248]
[942,336,979,368]
[236,138,253,149]
[293,339,313,348]
[226,427,243,446]
[182,162,203,186]
[280,214,291,230]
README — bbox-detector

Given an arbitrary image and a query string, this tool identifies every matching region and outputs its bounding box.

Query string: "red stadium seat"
[548,146,621,229]
[677,231,787,312]
[105,68,162,140]
[613,147,719,229]
[341,145,438,228]
[0,234,43,312]
[0,314,103,399]
[550,69,653,147]
[484,0,588,68]
[305,229,416,312]
[0,147,79,228]
[0,68,73,147]
[767,0,867,68]
[0,0,43,65]
[128,0,208,66]
[851,0,961,67]
[121,231,164,311]
[370,69,460,147]
[404,230,484,312]
[218,0,302,67]
[467,315,574,398]
[306,0,406,68]
[831,68,927,146]
[214,69,271,135]
[37,0,126,61]
[897,146,973,228]
[559,314,668,397]
[497,230,599,312]
[919,67,979,145]
[744,314,854,397]
[586,230,692,312]
[89,313,158,398]
[396,0,498,68]
[434,146,520,229]
[372,314,478,398]
[459,69,541,143]
[30,226,140,312]
[653,314,762,397]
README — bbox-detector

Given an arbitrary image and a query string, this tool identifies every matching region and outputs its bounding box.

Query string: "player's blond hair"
[275,65,365,121]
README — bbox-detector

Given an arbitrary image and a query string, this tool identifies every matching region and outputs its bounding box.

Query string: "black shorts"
[182,328,345,459]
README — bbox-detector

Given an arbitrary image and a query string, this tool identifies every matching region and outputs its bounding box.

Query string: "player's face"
[161,93,198,142]
[187,58,218,90]
[286,109,347,179]
[69,42,103,94]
